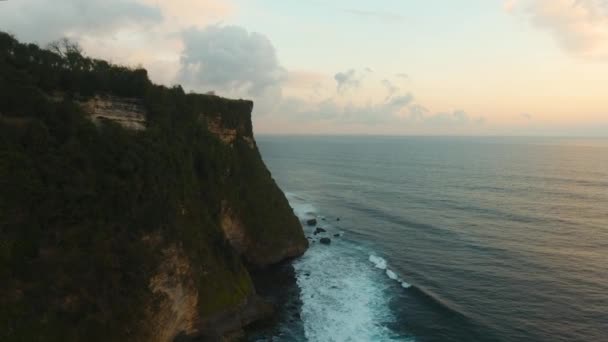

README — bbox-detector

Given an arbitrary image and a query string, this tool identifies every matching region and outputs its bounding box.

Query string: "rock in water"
[320,238,331,245]
[313,227,327,235]
[306,218,317,226]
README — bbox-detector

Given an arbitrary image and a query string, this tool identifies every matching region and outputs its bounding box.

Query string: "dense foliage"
[0,32,301,341]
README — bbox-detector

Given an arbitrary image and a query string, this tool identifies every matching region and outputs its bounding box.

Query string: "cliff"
[0,32,307,341]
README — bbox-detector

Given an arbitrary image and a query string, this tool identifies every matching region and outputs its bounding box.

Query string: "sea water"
[251,136,608,342]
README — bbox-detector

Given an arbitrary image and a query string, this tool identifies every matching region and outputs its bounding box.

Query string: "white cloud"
[274,89,483,128]
[0,0,239,87]
[508,0,608,59]
[0,0,162,44]
[179,25,286,99]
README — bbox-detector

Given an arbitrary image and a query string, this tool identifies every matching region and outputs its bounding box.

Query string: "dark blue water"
[254,136,608,342]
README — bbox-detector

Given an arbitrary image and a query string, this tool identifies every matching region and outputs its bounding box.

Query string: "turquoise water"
[254,136,608,342]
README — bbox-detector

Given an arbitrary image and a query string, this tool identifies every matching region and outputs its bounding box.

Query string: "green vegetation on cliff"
[0,32,306,341]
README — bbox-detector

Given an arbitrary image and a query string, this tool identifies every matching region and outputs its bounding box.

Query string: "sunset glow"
[2,0,607,135]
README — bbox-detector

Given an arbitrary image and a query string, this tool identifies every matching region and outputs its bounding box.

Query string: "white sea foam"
[369,255,413,289]
[387,269,398,280]
[294,244,403,341]
[369,254,388,270]
[287,194,415,341]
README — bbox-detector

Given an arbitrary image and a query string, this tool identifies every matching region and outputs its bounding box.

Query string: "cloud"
[395,73,409,79]
[274,89,484,128]
[423,110,479,126]
[334,69,362,94]
[0,0,237,87]
[342,8,405,22]
[381,80,400,101]
[386,94,414,109]
[179,25,287,98]
[522,113,533,119]
[139,0,234,29]
[0,1,483,132]
[0,0,162,43]
[272,66,482,128]
[508,0,608,59]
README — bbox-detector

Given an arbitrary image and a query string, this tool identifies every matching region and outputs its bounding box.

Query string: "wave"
[367,253,471,321]
[286,192,414,341]
[369,255,412,289]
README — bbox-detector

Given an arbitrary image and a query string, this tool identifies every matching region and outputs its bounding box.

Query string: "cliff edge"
[0,32,307,341]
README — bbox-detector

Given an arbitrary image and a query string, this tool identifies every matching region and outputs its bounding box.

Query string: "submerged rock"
[319,238,331,245]
[306,218,317,226]
[333,233,341,237]
[313,227,326,235]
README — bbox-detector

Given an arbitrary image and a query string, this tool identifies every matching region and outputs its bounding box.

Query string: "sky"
[1,0,608,136]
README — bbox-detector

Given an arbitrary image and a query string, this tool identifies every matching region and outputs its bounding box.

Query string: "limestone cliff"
[196,102,309,267]
[77,94,308,269]
[82,95,147,131]
[0,32,307,342]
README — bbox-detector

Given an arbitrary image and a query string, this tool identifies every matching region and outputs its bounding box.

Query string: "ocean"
[248,136,608,342]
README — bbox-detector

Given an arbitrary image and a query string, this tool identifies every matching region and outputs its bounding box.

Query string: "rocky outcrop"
[319,238,331,245]
[306,219,317,226]
[81,95,147,130]
[220,198,308,268]
[202,101,255,149]
[220,202,248,255]
[147,244,200,342]
[145,242,273,342]
[202,97,308,269]
[313,227,327,235]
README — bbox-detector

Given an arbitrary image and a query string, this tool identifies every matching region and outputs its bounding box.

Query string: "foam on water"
[369,255,412,289]
[286,193,414,342]
[286,192,318,219]
[369,254,387,269]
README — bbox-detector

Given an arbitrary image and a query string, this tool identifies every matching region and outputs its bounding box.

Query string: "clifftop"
[0,32,307,341]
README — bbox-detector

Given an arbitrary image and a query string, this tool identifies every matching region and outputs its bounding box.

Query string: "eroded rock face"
[81,96,147,130]
[221,202,248,255]
[207,116,238,145]
[147,245,199,342]
[220,200,308,268]
[206,115,255,149]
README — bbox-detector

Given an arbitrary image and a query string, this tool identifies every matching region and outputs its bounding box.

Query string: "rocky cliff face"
[82,95,147,130]
[147,243,200,342]
[78,95,309,270]
[197,102,309,268]
[71,95,309,340]
[0,33,308,341]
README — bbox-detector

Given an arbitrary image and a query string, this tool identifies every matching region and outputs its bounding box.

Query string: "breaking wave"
[286,193,415,342]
